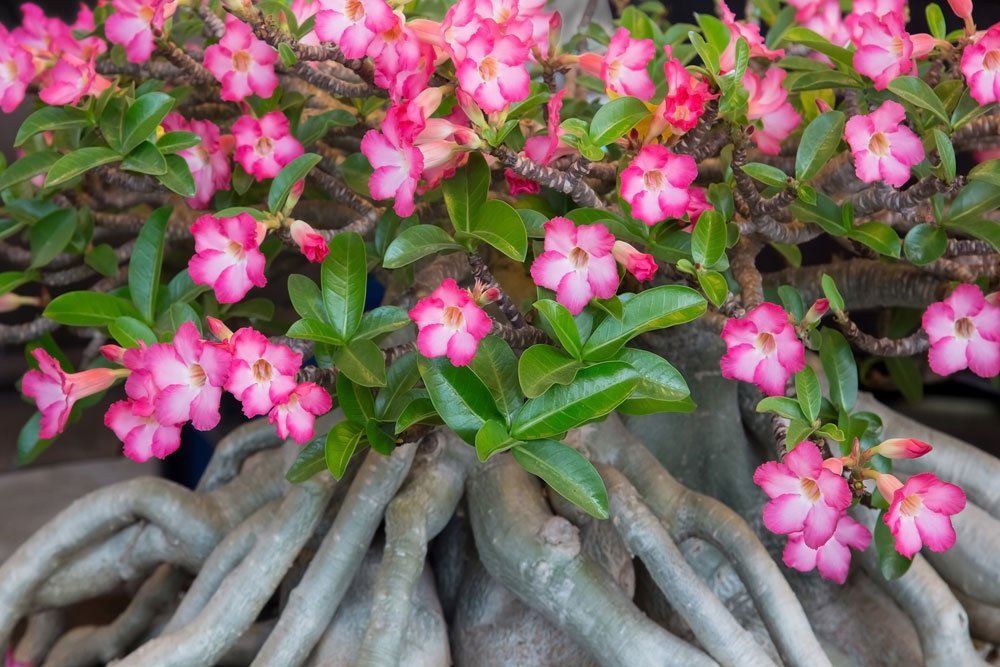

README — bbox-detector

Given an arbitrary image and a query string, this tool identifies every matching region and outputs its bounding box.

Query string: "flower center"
[868,132,890,156]
[255,136,273,155]
[891,36,905,57]
[139,5,155,22]
[800,477,822,503]
[900,493,922,517]
[478,57,498,81]
[442,305,465,328]
[985,49,1000,71]
[252,359,273,383]
[189,363,206,387]
[226,240,245,259]
[643,170,665,190]
[345,0,365,22]
[569,246,589,269]
[755,331,777,355]
[955,316,976,338]
[232,50,252,73]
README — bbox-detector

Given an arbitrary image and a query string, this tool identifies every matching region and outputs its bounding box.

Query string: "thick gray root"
[923,502,1000,606]
[12,610,64,667]
[112,472,336,667]
[354,433,474,667]
[955,591,1000,644]
[576,416,831,667]
[250,441,418,667]
[197,418,283,491]
[42,566,186,667]
[601,465,777,667]
[467,452,718,667]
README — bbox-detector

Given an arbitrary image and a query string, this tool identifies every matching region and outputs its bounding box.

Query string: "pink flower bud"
[803,298,830,325]
[289,220,329,263]
[612,240,658,281]
[206,316,234,343]
[947,0,973,21]
[100,345,127,364]
[910,33,937,59]
[0,293,39,313]
[871,438,933,459]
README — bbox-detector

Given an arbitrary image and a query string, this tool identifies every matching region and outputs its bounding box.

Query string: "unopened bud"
[803,298,829,326]
[869,438,932,460]
[612,240,658,281]
[206,316,234,343]
[100,344,127,364]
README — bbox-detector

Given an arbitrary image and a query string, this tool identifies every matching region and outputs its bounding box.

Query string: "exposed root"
[197,418,283,491]
[12,610,64,667]
[955,591,1000,644]
[924,502,1000,607]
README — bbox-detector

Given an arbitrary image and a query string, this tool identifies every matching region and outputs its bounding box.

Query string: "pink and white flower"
[720,302,805,396]
[783,514,872,584]
[612,240,657,281]
[455,22,531,114]
[232,112,304,181]
[530,217,620,315]
[105,0,177,63]
[682,187,713,232]
[315,0,399,59]
[599,28,656,100]
[922,283,1000,378]
[268,382,332,443]
[852,11,914,90]
[225,328,302,417]
[369,22,436,102]
[409,279,492,366]
[188,212,267,304]
[744,69,800,155]
[719,1,785,72]
[204,15,278,102]
[22,349,124,439]
[649,52,716,137]
[961,24,1000,105]
[844,100,924,189]
[0,28,34,112]
[38,54,109,106]
[162,113,233,209]
[884,472,966,558]
[753,441,853,548]
[289,220,329,263]
[105,400,182,462]
[620,145,697,226]
[361,106,423,217]
[845,0,905,41]
[505,90,570,195]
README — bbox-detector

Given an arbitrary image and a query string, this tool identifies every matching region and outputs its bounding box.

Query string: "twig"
[838,319,930,357]
[492,145,604,208]
[467,251,528,329]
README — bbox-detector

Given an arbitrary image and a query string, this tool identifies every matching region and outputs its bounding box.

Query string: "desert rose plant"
[0,0,999,665]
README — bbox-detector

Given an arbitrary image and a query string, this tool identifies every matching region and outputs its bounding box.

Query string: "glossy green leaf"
[383,224,463,268]
[394,395,440,433]
[796,111,845,182]
[757,396,807,422]
[788,70,864,91]
[468,199,527,261]
[782,27,854,69]
[158,154,197,198]
[286,435,327,483]
[85,244,118,277]
[44,292,142,326]
[29,209,76,269]
[44,147,120,188]
[820,328,858,411]
[903,223,947,265]
[0,271,33,295]
[821,273,845,312]
[874,510,914,580]
[475,419,519,462]
[15,106,92,147]
[336,373,374,424]
[288,274,326,323]
[469,336,522,420]
[325,421,365,480]
[366,421,396,455]
[511,440,609,519]
[698,270,729,307]
[616,347,694,415]
[932,129,956,182]
[533,299,582,358]
[108,316,157,347]
[943,218,999,251]
[945,181,1000,227]
[887,77,950,125]
[740,162,790,188]
[795,367,821,423]
[122,91,174,154]
[0,151,59,191]
[926,3,946,39]
[129,206,171,322]
[589,96,650,147]
[99,95,127,153]
[517,344,582,399]
[268,153,321,213]
[322,232,367,343]
[692,209,727,268]
[160,270,206,314]
[156,131,201,154]
[355,305,410,340]
[121,141,167,175]
[848,222,901,258]
[286,318,342,345]
[333,338,386,387]
[417,356,503,444]
[442,152,490,234]
[17,412,55,466]
[375,352,420,420]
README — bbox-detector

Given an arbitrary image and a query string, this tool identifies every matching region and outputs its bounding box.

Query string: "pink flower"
[38,54,109,106]
[455,22,531,114]
[141,322,231,431]
[505,90,570,194]
[753,441,853,548]
[188,212,267,304]
[845,0,905,41]
[783,515,872,584]
[441,0,533,61]
[922,284,1000,378]
[0,28,34,112]
[718,1,785,72]
[947,0,973,21]
[22,349,124,439]
[852,11,914,90]
[961,24,1000,105]
[870,438,933,459]
[370,23,436,102]
[204,15,278,102]
[619,145,697,226]
[600,28,655,100]
[225,328,302,417]
[612,240,657,281]
[361,106,423,217]
[162,113,233,209]
[409,279,492,366]
[744,69,800,155]
[232,112,304,181]
[105,400,182,462]
[105,0,176,63]
[720,302,805,396]
[649,52,716,137]
[682,187,713,232]
[844,100,924,189]
[315,0,399,59]
[803,0,850,47]
[268,382,332,443]
[884,473,966,558]
[289,220,329,263]
[530,217,619,315]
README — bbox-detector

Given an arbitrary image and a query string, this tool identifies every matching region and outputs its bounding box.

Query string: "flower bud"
[611,241,658,281]
[0,293,40,313]
[100,344,127,364]
[802,298,829,326]
[870,438,933,460]
[206,316,234,343]
[289,220,329,263]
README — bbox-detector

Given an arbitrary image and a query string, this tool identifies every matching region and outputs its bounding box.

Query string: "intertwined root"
[1,398,998,666]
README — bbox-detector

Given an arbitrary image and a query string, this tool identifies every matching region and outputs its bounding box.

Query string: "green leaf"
[333,338,386,387]
[417,356,503,444]
[757,396,807,422]
[442,152,490,234]
[848,222,901,258]
[475,419,519,462]
[467,199,527,261]
[691,209,727,268]
[969,158,1000,187]
[100,95,127,152]
[795,367,821,423]
[355,305,410,340]
[788,70,864,91]
[589,96,650,147]
[108,316,157,347]
[85,244,119,277]
[297,109,357,146]
[696,12,730,53]
[821,274,845,312]
[286,318,343,345]
[129,206,171,322]
[903,223,947,265]
[375,352,420,420]
[336,373,374,424]
[511,361,638,440]
[0,151,59,191]
[469,336,522,420]
[932,129,956,182]
[122,91,174,154]
[740,162,790,188]
[44,147,120,188]
[278,42,297,66]
[874,510,914,580]
[29,209,76,269]
[511,440,609,519]
[795,111,845,182]
[517,344,583,398]
[616,347,694,415]
[782,27,854,69]
[394,395,440,433]
[158,154,197,198]
[17,412,55,466]
[533,300,582,358]
[0,271,33,295]
[268,153,321,213]
[157,131,201,154]
[15,106,92,147]
[926,3,946,39]
[161,302,201,334]
[383,224,463,268]
[786,419,816,449]
[44,292,142,326]
[121,141,167,176]
[698,270,729,307]
[286,435,328,483]
[886,357,924,403]
[689,31,719,76]
[943,218,1000,251]
[366,421,396,455]
[887,77,950,126]
[581,286,707,361]
[325,421,365,480]
[945,181,1000,227]
[820,328,858,411]
[322,232,367,343]
[288,274,326,322]
[160,270,206,313]
[779,285,806,320]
